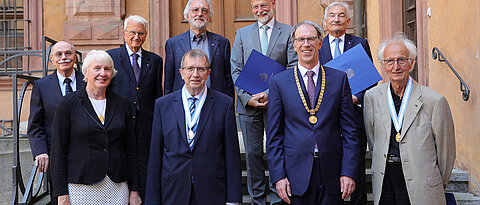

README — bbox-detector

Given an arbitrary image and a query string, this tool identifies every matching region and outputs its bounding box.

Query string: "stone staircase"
[237,132,480,205]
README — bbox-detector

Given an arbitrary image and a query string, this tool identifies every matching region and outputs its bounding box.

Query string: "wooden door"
[169,0,255,45]
[403,0,417,80]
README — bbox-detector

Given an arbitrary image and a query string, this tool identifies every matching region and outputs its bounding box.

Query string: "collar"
[328,33,346,44]
[257,17,275,30]
[57,69,76,83]
[297,62,320,77]
[190,29,207,42]
[182,85,207,100]
[125,43,142,58]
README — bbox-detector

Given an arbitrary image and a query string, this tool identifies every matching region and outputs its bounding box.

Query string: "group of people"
[27,0,456,204]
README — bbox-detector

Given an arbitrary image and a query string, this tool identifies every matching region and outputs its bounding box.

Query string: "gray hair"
[124,15,148,33]
[50,41,75,58]
[180,49,210,69]
[183,0,214,19]
[323,1,351,21]
[82,50,117,81]
[377,32,417,67]
[291,21,323,41]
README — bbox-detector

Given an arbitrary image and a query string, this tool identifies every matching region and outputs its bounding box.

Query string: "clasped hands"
[247,92,268,108]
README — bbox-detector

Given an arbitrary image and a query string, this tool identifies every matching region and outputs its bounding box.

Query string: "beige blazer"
[364,81,455,205]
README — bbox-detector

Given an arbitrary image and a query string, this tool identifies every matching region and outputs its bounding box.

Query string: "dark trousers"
[350,127,367,205]
[46,168,57,205]
[290,158,342,205]
[135,110,150,204]
[379,162,411,205]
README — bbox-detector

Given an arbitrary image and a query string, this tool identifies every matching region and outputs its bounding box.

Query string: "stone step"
[447,168,470,193]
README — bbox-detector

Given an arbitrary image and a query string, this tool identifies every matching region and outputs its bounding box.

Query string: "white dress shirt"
[56,70,77,96]
[328,33,345,59]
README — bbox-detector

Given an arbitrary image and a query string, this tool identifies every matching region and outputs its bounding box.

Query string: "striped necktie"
[188,97,198,149]
[64,78,73,96]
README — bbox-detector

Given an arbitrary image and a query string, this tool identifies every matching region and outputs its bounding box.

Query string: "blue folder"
[234,49,286,94]
[324,44,382,95]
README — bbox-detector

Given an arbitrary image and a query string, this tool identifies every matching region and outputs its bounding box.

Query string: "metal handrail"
[432,47,470,101]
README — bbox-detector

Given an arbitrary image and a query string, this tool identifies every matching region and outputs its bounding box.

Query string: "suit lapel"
[250,24,262,53]
[78,89,105,127]
[74,70,86,90]
[104,91,117,127]
[174,93,188,147]
[138,49,151,84]
[180,31,191,53]
[192,89,214,151]
[266,21,281,57]
[120,46,137,83]
[400,82,422,141]
[294,67,312,108]
[378,85,393,138]
[343,34,353,52]
[48,72,63,99]
[321,35,333,64]
[207,31,219,65]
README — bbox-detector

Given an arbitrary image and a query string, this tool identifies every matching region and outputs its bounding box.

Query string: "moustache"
[256,11,268,16]
[194,16,206,21]
[331,23,343,26]
[57,59,72,64]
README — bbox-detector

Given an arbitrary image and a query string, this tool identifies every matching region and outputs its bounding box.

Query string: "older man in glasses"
[364,33,455,205]
[146,49,242,205]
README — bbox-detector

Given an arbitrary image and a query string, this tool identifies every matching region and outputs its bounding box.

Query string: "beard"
[255,10,273,24]
[191,16,208,29]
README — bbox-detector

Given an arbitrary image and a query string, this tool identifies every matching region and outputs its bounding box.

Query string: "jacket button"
[132,116,136,119]
[384,154,387,158]
[314,130,317,133]
[381,172,384,175]
[136,87,139,90]
[133,101,137,104]
[103,148,107,153]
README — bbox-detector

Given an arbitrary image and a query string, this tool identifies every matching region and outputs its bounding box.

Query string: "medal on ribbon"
[387,77,413,143]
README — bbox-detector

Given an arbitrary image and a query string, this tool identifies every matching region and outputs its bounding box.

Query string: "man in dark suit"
[164,0,233,98]
[107,15,163,202]
[267,21,359,204]
[230,0,297,203]
[146,49,242,205]
[319,2,373,204]
[28,41,86,204]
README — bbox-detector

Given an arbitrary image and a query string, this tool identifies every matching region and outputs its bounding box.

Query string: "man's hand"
[58,195,71,205]
[340,176,356,199]
[129,191,141,205]
[275,178,292,204]
[35,153,49,172]
[247,92,268,108]
[352,95,359,105]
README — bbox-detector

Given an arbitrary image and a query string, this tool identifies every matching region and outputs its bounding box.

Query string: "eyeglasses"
[182,66,208,74]
[383,58,410,66]
[294,36,318,45]
[125,30,146,37]
[191,7,209,15]
[252,3,269,10]
[53,50,74,58]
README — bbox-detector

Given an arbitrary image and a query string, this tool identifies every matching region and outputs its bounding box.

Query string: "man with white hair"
[230,0,297,204]
[364,33,455,205]
[164,0,234,98]
[107,14,163,202]
[319,3,374,204]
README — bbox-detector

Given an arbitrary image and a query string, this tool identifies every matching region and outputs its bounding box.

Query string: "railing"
[2,36,83,205]
[432,47,470,101]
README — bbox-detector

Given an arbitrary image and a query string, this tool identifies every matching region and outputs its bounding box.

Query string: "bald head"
[50,41,77,77]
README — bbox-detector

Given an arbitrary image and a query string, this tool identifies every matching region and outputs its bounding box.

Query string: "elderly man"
[231,0,297,204]
[107,15,163,202]
[146,49,242,205]
[267,21,358,205]
[364,33,455,205]
[164,0,233,98]
[28,41,86,204]
[319,2,374,204]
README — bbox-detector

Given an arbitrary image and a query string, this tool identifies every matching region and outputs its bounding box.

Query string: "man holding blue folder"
[231,0,297,204]
[319,2,374,204]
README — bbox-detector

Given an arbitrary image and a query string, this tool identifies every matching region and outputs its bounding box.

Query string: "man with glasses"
[319,2,374,204]
[107,14,163,202]
[231,0,297,204]
[28,41,86,204]
[146,49,242,205]
[364,33,455,205]
[164,0,234,98]
[266,21,358,204]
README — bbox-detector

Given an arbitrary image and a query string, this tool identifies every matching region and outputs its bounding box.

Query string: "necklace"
[90,98,106,123]
[294,65,325,124]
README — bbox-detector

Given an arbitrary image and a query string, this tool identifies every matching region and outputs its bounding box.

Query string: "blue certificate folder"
[235,49,286,94]
[324,44,382,95]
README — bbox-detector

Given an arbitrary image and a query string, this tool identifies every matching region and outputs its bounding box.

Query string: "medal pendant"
[395,132,401,142]
[188,130,195,140]
[309,116,317,124]
[99,115,104,123]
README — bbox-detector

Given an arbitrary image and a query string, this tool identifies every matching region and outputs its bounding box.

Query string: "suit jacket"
[319,34,374,128]
[266,65,359,196]
[231,20,298,115]
[50,88,139,197]
[27,70,85,157]
[107,45,163,147]
[145,89,242,205]
[364,81,455,205]
[164,30,234,98]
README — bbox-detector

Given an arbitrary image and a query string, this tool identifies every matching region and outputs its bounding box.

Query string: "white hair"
[323,1,351,21]
[377,32,417,63]
[123,15,148,33]
[82,50,117,81]
[183,0,214,19]
[291,21,323,41]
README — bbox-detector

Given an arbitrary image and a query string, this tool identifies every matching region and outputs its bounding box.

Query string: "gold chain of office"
[294,65,325,124]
